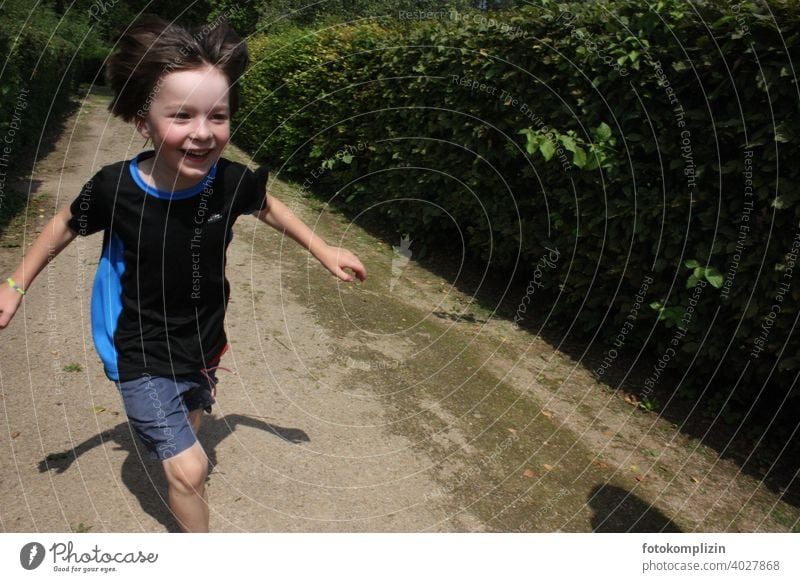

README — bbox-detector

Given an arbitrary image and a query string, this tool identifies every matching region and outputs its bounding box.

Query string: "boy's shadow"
[38,414,308,532]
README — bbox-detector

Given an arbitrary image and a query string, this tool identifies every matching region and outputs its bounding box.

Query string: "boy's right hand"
[0,205,79,330]
[0,282,23,329]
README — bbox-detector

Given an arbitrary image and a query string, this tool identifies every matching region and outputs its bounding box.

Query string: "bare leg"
[189,408,203,435]
[162,441,209,533]
[189,408,216,479]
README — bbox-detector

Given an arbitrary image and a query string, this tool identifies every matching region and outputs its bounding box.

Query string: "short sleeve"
[241,165,269,216]
[67,170,108,236]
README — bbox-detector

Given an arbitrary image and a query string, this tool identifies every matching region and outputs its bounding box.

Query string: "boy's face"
[135,65,231,189]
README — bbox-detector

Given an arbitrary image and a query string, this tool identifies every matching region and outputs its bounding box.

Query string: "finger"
[336,251,365,279]
[334,266,353,282]
[340,258,366,282]
[349,259,367,281]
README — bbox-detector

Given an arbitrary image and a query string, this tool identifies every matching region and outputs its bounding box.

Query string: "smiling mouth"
[180,149,212,160]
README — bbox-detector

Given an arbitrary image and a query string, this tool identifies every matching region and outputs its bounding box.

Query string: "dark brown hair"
[105,14,249,122]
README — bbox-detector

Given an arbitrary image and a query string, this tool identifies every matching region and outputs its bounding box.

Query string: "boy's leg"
[162,441,209,533]
[189,408,203,434]
[116,375,214,532]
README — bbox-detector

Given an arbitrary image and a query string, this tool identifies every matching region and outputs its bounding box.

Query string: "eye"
[213,113,229,121]
[171,112,190,119]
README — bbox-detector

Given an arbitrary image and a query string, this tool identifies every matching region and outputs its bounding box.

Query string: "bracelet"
[7,277,25,296]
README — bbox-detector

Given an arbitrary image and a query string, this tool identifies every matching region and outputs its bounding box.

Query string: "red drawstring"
[200,344,232,399]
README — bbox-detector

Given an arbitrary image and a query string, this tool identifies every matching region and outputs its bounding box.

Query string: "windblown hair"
[105,14,249,122]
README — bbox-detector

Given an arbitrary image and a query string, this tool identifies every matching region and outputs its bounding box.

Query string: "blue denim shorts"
[115,371,217,461]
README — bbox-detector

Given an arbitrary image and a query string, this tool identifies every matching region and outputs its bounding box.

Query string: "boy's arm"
[254,195,366,282]
[0,205,78,328]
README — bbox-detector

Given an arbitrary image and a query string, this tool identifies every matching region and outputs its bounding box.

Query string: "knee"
[164,448,208,493]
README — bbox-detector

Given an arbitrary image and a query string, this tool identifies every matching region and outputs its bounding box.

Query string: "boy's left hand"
[317,245,367,282]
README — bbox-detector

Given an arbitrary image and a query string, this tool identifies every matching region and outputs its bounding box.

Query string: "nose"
[190,118,212,142]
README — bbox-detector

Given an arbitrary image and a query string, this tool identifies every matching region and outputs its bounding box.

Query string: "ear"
[134,114,151,139]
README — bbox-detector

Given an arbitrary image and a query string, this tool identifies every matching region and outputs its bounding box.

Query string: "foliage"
[240,0,800,407]
[0,1,106,171]
[206,0,494,35]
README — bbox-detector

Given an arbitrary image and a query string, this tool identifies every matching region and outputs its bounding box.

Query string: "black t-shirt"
[67,150,268,382]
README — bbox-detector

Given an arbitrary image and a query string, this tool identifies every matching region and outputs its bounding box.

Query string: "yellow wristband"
[7,277,25,296]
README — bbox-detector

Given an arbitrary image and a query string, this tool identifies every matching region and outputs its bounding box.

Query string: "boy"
[0,14,366,532]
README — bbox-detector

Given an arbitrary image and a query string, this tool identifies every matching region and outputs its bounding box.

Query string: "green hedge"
[0,1,106,171]
[236,0,800,411]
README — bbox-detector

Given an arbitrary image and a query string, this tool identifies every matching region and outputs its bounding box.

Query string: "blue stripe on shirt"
[91,230,125,381]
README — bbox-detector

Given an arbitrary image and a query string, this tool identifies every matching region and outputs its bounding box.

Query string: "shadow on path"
[38,414,308,532]
[588,484,682,532]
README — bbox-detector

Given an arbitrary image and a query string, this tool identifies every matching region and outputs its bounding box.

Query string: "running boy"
[0,14,366,532]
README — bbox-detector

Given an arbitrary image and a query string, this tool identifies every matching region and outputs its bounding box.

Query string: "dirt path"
[0,89,797,533]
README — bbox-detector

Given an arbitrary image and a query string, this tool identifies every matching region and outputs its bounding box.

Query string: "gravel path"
[0,88,796,533]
